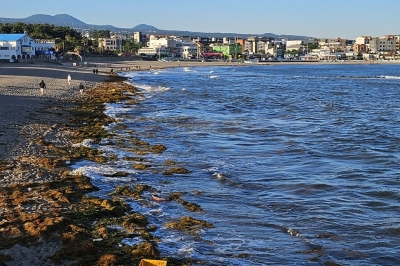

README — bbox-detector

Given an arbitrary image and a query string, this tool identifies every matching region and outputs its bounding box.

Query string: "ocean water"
[73,63,400,265]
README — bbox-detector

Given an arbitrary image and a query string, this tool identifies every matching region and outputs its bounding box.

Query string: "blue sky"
[0,0,399,39]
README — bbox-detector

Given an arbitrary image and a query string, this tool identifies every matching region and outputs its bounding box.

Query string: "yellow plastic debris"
[139,259,167,266]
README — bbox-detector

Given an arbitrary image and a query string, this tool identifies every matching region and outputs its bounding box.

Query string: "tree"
[122,39,141,54]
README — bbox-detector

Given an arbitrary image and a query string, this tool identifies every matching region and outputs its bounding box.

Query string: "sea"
[72,63,400,265]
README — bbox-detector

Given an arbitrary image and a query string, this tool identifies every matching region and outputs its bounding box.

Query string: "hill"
[0,14,312,40]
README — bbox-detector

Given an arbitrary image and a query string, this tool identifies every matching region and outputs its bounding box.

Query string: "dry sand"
[0,62,109,186]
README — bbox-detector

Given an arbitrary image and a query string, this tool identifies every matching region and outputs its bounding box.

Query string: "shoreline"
[84,58,400,73]
[0,61,200,265]
[0,59,399,265]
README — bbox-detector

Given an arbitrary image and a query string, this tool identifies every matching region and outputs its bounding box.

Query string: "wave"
[378,75,400,79]
[129,83,171,97]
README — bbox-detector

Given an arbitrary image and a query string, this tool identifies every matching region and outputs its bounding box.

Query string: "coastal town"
[1,26,399,63]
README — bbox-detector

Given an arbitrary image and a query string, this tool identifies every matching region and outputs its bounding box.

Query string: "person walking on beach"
[67,74,71,85]
[39,79,46,95]
[79,82,84,94]
[95,68,98,75]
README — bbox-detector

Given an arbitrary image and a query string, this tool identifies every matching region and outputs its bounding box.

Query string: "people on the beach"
[95,68,98,75]
[67,74,71,85]
[93,68,96,74]
[79,82,84,94]
[39,79,46,94]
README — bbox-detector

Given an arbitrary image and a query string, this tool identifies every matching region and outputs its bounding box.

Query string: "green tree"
[122,39,141,54]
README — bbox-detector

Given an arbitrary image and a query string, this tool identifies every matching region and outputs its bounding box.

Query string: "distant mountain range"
[0,14,312,40]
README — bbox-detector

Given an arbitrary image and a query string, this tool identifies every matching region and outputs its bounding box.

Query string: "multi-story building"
[355,36,372,45]
[368,35,396,56]
[378,35,396,53]
[148,35,177,49]
[353,44,368,54]
[265,40,284,58]
[396,35,400,52]
[211,43,241,59]
[329,38,347,52]
[175,40,198,58]
[133,31,146,44]
[138,35,198,58]
[98,37,122,51]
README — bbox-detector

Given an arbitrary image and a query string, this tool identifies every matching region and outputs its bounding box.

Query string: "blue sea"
[73,63,400,265]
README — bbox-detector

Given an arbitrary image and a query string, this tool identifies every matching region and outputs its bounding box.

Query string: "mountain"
[0,14,312,40]
[53,14,87,27]
[132,24,159,31]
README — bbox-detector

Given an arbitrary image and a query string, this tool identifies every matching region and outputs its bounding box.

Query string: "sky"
[0,0,399,39]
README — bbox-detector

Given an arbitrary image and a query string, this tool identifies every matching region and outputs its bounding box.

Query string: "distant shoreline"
[80,58,400,73]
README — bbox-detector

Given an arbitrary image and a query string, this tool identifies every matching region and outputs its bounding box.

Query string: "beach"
[1,59,400,265]
[0,62,108,265]
[0,60,211,265]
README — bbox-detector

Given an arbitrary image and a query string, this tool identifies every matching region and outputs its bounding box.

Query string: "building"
[133,31,146,44]
[138,46,168,58]
[396,35,400,52]
[98,37,122,51]
[265,40,284,58]
[353,43,368,54]
[139,35,199,59]
[355,36,372,45]
[368,35,396,56]
[211,43,241,59]
[0,33,36,62]
[35,39,56,59]
[175,41,198,58]
[148,35,177,50]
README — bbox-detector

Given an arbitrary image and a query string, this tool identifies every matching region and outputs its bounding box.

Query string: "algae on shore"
[0,76,211,266]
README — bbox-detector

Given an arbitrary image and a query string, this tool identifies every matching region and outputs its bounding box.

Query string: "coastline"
[0,58,399,265]
[0,60,202,265]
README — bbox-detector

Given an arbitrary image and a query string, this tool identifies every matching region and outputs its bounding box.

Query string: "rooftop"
[0,33,26,41]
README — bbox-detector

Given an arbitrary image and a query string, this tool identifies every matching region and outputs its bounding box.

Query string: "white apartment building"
[175,41,198,58]
[138,35,198,58]
[148,35,177,49]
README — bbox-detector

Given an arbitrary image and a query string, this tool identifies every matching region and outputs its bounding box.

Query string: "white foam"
[121,72,138,78]
[379,75,400,79]
[104,103,132,119]
[210,75,219,79]
[72,139,96,148]
[121,237,143,246]
[145,208,165,217]
[130,83,171,94]
[177,244,194,257]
